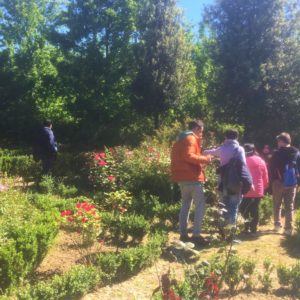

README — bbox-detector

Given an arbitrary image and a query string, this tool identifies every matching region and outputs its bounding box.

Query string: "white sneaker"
[273,225,281,232]
[284,229,293,236]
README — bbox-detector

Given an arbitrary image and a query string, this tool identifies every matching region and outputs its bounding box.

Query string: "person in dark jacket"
[34,120,58,175]
[269,132,300,236]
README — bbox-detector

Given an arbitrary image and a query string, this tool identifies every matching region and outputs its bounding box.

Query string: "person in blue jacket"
[34,119,58,175]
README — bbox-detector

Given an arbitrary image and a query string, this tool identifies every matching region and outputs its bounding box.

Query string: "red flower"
[67,216,74,222]
[81,217,87,223]
[99,152,105,158]
[119,207,127,213]
[61,210,72,216]
[98,160,107,167]
[107,175,115,182]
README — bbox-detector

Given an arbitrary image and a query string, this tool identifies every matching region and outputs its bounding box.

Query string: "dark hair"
[188,120,204,131]
[225,129,238,140]
[276,132,291,145]
[43,119,52,127]
[244,143,256,156]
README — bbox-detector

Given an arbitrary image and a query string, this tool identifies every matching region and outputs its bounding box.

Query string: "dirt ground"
[35,223,300,300]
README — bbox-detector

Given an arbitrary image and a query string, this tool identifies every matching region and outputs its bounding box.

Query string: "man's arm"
[182,136,210,165]
[45,129,57,154]
[203,147,221,157]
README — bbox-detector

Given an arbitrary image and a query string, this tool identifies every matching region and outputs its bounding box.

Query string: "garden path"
[82,223,300,300]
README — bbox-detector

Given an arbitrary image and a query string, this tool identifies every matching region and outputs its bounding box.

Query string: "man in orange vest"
[171,120,211,247]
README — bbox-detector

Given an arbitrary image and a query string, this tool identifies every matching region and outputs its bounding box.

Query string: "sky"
[177,0,214,28]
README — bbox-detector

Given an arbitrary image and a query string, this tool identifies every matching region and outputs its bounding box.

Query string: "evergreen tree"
[132,0,196,129]
[204,0,300,143]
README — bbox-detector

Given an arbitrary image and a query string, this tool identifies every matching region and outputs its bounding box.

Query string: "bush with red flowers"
[61,201,101,245]
[88,144,172,202]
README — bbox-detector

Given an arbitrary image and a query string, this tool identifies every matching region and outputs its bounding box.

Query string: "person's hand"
[207,155,213,163]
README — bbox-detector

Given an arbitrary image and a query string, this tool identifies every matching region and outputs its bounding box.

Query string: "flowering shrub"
[102,190,133,213]
[61,202,101,245]
[88,144,172,202]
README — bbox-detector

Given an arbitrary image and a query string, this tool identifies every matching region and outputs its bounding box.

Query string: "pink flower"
[107,175,115,182]
[98,160,107,167]
[99,152,105,158]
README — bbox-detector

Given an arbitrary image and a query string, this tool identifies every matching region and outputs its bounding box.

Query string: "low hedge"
[0,149,88,186]
[0,154,40,182]
[96,231,167,283]
[16,265,100,300]
[100,212,151,242]
[0,191,60,292]
[12,232,166,299]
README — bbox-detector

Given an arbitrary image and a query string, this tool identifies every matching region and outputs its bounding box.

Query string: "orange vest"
[171,133,209,182]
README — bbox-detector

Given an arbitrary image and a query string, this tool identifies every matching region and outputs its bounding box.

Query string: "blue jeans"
[179,182,206,236]
[221,192,242,225]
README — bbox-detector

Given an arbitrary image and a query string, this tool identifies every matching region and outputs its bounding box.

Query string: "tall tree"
[52,0,138,145]
[132,0,197,129]
[204,0,300,143]
[0,0,67,142]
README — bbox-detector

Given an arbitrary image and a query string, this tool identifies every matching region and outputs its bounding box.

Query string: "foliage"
[277,262,300,292]
[132,0,197,128]
[259,194,273,225]
[102,190,133,213]
[100,212,150,242]
[89,145,172,202]
[204,0,300,144]
[96,232,167,283]
[258,257,274,293]
[17,265,100,300]
[0,153,40,183]
[61,202,101,245]
[0,190,59,292]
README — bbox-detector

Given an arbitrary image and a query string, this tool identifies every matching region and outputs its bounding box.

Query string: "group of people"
[171,120,300,247]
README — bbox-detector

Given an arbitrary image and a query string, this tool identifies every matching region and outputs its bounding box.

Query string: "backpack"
[218,148,253,195]
[222,157,243,195]
[283,154,299,187]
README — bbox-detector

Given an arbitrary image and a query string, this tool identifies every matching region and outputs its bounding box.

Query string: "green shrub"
[88,146,172,202]
[0,190,59,292]
[17,265,100,300]
[259,195,273,225]
[39,175,56,194]
[28,193,77,212]
[0,154,40,183]
[155,202,181,228]
[101,212,150,242]
[129,192,160,220]
[277,262,300,292]
[96,232,167,283]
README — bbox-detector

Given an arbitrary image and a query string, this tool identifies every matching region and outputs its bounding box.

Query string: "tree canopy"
[0,0,300,148]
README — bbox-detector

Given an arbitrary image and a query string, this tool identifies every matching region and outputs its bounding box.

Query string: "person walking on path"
[239,144,269,235]
[171,120,212,247]
[33,119,58,175]
[269,132,300,236]
[204,129,252,226]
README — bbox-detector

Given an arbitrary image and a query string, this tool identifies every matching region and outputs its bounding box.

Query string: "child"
[240,144,269,235]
